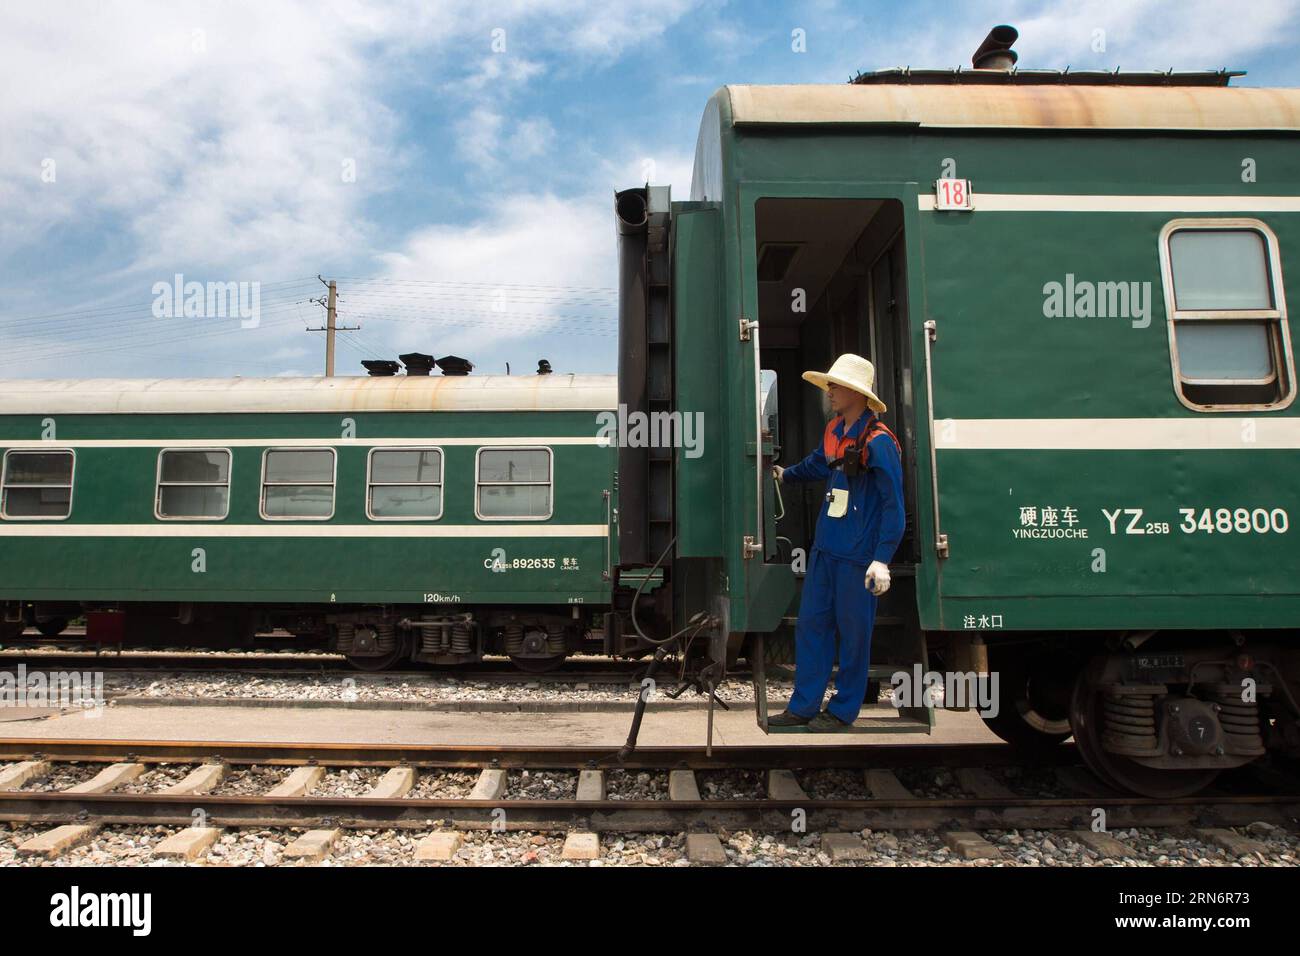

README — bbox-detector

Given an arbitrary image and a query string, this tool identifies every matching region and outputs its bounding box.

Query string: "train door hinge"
[739,316,756,341]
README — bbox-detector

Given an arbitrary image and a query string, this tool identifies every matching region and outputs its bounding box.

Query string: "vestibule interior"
[754,197,917,572]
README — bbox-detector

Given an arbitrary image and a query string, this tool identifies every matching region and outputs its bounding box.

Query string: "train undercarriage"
[954,630,1300,798]
[1,599,621,674]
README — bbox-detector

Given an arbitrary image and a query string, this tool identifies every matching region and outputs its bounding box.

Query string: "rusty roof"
[0,375,618,415]
[723,83,1300,131]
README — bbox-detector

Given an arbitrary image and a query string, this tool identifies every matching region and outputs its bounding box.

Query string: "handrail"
[922,319,949,558]
[742,317,764,559]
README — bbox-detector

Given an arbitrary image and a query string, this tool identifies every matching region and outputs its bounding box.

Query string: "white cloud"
[0,0,705,377]
[454,109,556,170]
[0,0,701,277]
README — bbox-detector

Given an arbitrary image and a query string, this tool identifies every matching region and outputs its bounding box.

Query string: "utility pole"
[325,279,337,376]
[307,276,360,376]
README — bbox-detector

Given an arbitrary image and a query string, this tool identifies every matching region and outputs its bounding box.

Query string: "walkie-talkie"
[841,440,863,477]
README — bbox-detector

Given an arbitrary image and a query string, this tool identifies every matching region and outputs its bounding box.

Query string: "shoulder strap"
[824,415,901,468]
[864,420,902,460]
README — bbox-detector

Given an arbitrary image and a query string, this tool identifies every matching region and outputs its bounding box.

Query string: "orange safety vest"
[822,414,900,470]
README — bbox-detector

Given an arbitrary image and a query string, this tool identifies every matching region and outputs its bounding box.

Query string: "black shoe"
[807,710,853,733]
[768,709,812,727]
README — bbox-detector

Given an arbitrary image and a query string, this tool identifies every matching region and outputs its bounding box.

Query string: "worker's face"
[826,382,866,415]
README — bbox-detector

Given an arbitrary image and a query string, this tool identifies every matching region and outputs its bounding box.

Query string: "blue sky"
[3,0,1299,380]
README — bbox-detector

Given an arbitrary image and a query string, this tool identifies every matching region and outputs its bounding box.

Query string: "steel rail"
[0,789,1295,833]
[0,654,675,682]
[0,738,1073,769]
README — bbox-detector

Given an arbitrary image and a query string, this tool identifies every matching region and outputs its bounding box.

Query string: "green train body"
[660,81,1300,639]
[0,376,622,668]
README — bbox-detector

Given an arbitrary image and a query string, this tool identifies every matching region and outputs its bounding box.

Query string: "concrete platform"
[0,699,1005,749]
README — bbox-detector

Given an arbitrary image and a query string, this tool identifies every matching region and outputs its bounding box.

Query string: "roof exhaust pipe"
[361,360,401,377]
[971,24,1018,71]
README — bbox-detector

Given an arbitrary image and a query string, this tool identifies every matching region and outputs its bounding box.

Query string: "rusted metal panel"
[724,84,1300,131]
[0,374,619,415]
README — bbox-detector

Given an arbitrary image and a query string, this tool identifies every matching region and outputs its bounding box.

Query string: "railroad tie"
[821,833,871,862]
[153,827,222,861]
[64,762,145,794]
[685,833,728,865]
[160,763,227,796]
[766,769,808,802]
[863,769,914,800]
[575,769,606,801]
[668,770,701,801]
[954,768,1016,800]
[282,829,341,862]
[561,832,600,861]
[941,831,1002,861]
[1070,830,1137,859]
[468,768,508,801]
[0,760,50,791]
[415,831,464,862]
[18,824,99,860]
[1196,828,1269,858]
[265,766,325,798]
[365,767,417,799]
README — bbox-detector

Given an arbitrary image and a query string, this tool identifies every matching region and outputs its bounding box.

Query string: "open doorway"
[755,197,917,577]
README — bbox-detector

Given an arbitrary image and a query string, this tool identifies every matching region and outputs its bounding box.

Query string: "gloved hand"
[865,561,891,595]
[772,465,785,482]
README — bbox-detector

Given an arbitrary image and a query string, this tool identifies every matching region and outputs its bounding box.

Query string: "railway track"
[1,739,1297,863]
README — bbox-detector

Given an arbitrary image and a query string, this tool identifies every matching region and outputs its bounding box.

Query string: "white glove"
[772,465,785,482]
[865,561,891,595]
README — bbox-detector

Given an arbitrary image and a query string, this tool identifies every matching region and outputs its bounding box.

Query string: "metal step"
[763,703,933,735]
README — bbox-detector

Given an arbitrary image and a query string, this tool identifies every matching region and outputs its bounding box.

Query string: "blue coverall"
[780,412,906,723]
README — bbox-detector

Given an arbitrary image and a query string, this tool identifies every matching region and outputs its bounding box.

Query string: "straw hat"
[802,353,887,413]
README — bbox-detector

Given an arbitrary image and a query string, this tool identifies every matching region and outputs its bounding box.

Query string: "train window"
[367,448,443,520]
[260,448,336,520]
[155,449,231,520]
[1,449,74,519]
[475,447,552,520]
[1160,219,1294,410]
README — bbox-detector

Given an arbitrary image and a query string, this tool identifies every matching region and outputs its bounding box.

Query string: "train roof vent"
[972,25,1018,71]
[400,352,435,376]
[361,360,401,377]
[436,355,474,376]
[537,359,553,375]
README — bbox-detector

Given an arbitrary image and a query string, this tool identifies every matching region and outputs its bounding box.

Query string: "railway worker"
[769,354,905,731]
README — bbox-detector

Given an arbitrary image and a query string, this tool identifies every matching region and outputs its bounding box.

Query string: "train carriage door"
[751,197,921,666]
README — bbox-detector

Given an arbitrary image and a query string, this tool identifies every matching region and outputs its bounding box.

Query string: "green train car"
[0,374,622,671]
[610,30,1300,794]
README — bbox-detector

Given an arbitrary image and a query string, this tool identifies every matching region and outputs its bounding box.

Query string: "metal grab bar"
[602,489,613,580]
[922,319,949,558]
[742,317,763,559]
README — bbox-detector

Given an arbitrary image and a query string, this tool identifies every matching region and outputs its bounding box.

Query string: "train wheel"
[344,631,409,672]
[36,617,69,638]
[981,646,1073,752]
[509,654,566,674]
[1068,660,1220,798]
